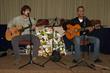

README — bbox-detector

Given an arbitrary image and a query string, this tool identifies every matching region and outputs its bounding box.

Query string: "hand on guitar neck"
[87,26,94,32]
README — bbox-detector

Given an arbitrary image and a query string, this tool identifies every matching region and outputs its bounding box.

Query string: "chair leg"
[71,45,75,55]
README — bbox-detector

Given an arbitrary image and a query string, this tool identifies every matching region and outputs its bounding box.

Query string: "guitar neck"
[81,25,94,31]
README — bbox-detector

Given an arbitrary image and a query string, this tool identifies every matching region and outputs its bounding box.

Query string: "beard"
[23,11,30,17]
[24,13,29,17]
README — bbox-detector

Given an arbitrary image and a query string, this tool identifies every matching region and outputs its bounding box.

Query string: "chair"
[63,35,93,57]
[80,39,93,58]
[62,35,74,55]
[19,39,33,55]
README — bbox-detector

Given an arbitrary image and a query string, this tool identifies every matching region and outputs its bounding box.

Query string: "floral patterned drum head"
[35,27,66,57]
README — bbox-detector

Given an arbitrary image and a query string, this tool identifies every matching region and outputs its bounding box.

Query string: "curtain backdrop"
[0,0,110,25]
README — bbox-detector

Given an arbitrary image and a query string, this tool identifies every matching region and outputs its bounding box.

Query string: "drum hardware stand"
[69,37,110,70]
[69,45,96,70]
[19,14,43,69]
[41,17,66,67]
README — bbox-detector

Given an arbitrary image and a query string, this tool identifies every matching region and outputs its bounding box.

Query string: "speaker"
[88,28,110,54]
[0,24,10,51]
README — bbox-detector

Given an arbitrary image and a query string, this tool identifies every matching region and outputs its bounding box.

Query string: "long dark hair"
[21,5,31,15]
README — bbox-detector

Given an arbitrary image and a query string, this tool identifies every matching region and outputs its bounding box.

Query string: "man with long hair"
[7,5,41,64]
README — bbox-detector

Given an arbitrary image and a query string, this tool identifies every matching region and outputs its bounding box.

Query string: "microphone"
[55,17,59,25]
[83,16,87,27]
[27,13,30,17]
[55,17,57,21]
[52,17,57,27]
[83,16,86,19]
[33,18,36,20]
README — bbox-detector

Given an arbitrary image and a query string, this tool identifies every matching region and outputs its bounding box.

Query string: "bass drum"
[35,27,66,57]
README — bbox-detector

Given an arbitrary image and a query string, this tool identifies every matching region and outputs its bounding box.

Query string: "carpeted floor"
[0,53,110,73]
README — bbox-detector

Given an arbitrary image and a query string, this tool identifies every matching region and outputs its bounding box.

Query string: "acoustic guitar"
[65,23,100,40]
[65,24,81,40]
[5,20,48,41]
[5,25,30,41]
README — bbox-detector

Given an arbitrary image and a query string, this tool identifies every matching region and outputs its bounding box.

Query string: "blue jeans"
[74,35,100,61]
[11,34,41,62]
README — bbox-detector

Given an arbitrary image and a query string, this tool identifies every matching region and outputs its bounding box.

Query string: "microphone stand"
[19,14,42,69]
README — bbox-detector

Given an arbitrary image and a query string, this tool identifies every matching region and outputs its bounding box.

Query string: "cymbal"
[44,25,61,27]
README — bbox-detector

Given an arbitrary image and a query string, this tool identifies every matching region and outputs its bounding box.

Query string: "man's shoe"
[94,58,102,63]
[72,59,78,63]
[0,52,7,57]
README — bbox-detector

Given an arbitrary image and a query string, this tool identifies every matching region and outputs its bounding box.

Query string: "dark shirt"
[71,17,90,35]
